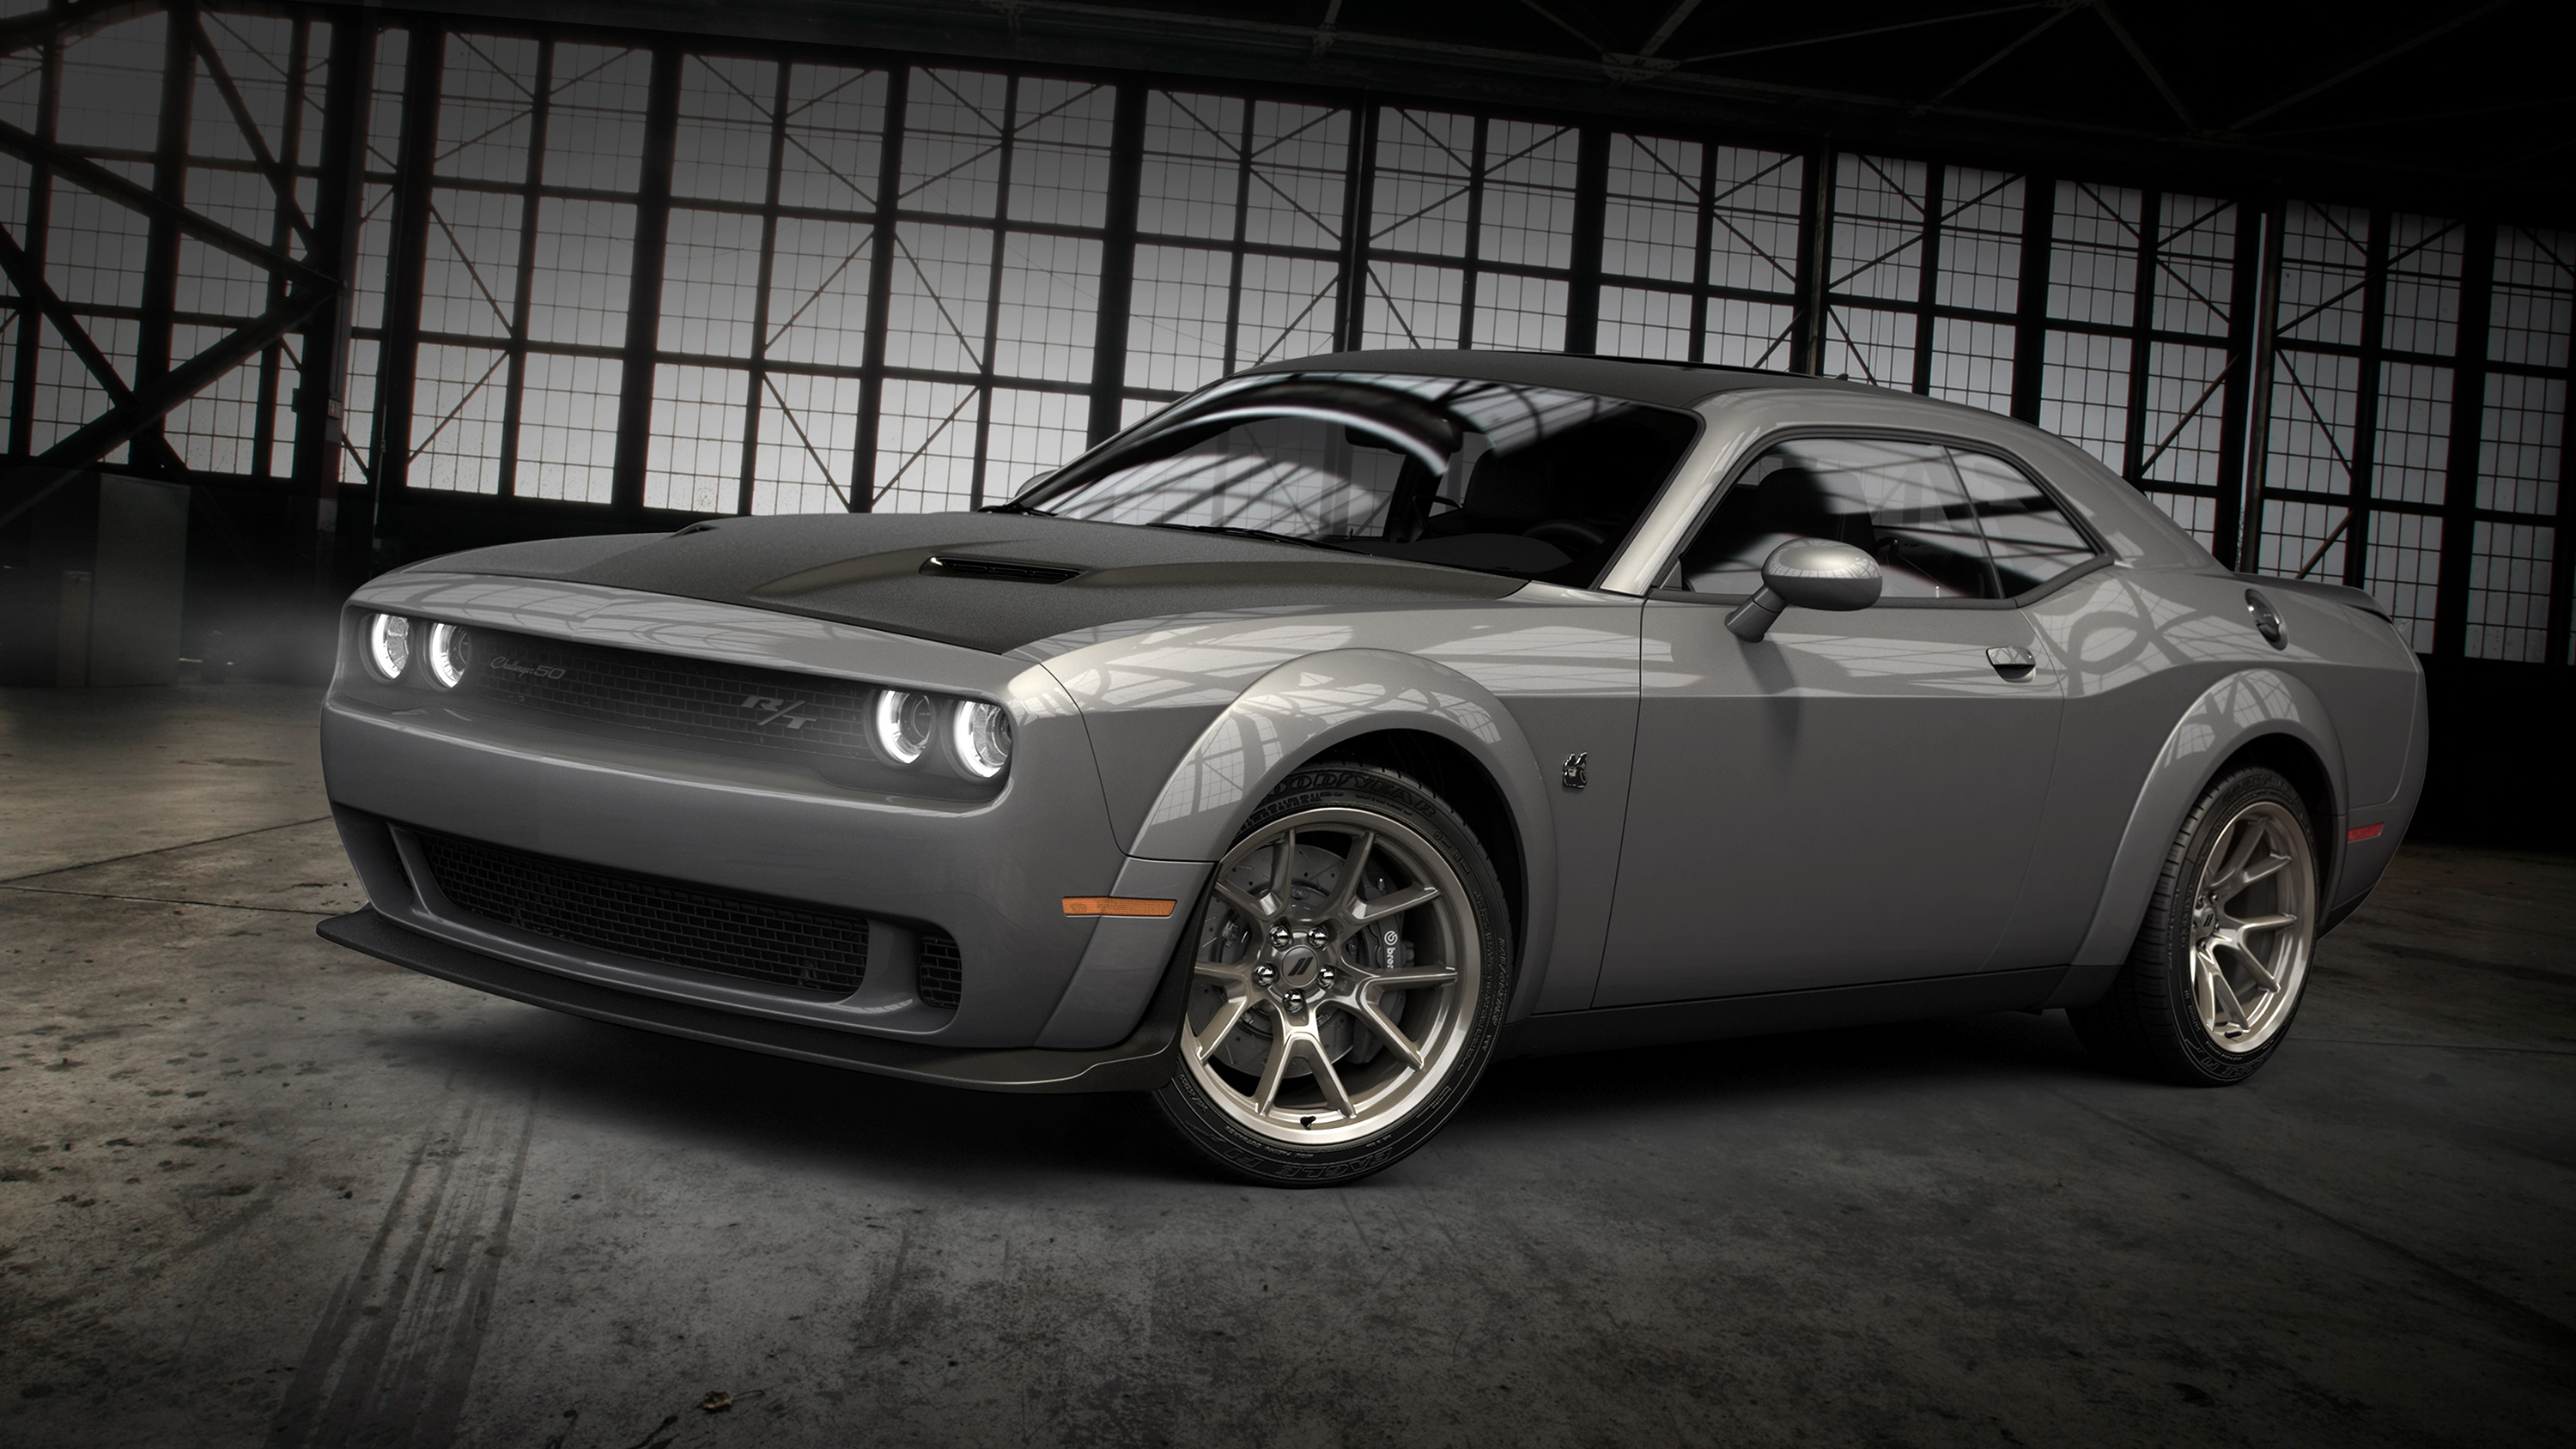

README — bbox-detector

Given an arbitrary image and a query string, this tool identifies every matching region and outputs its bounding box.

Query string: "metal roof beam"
[1907,3,2082,119]
[2227,0,2518,132]
[0,0,162,58]
[2092,3,2197,134]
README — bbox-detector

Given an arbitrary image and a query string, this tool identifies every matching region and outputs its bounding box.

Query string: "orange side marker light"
[2346,822,2384,842]
[1062,896,1178,918]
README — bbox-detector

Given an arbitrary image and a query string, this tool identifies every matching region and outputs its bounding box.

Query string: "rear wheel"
[1151,763,1511,1186]
[2073,767,2318,1086]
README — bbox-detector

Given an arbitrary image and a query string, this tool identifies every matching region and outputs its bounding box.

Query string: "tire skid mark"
[264,1089,538,1448]
[2052,1089,2576,1349]
[0,815,335,885]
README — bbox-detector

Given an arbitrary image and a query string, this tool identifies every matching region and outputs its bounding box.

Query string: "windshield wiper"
[978,499,1053,515]
[1144,523,1366,555]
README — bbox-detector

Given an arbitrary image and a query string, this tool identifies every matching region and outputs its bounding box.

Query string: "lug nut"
[1254,963,1277,986]
[1286,989,1306,1011]
[1317,965,1337,985]
[1305,928,1329,946]
[1269,925,1292,947]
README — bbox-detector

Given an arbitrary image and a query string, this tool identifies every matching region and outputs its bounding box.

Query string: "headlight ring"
[872,689,937,766]
[364,612,411,681]
[950,700,1013,779]
[424,622,471,688]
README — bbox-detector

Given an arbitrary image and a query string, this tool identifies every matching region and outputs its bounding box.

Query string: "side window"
[1952,449,2096,594]
[1673,438,1994,599]
[1671,437,2099,601]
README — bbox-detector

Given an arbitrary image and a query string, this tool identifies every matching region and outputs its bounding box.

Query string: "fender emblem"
[1561,751,1589,791]
[741,694,814,730]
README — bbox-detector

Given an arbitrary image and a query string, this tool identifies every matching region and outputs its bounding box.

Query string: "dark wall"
[2409,657,2576,852]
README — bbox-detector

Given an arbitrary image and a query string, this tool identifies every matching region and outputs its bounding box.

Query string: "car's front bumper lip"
[318,906,1187,1094]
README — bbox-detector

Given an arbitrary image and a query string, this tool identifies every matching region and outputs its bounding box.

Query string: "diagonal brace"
[0,287,332,528]
[0,118,326,288]
[0,224,196,480]
[0,0,161,58]
[187,9,320,254]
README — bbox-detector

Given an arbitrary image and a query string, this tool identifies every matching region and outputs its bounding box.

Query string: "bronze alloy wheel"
[1151,763,1511,1185]
[2073,767,2319,1086]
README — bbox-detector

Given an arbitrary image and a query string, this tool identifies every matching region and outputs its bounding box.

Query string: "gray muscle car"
[315,350,2425,1185]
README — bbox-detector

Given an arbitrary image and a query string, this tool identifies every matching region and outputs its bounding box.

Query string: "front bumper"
[321,573,1210,1052]
[319,906,1185,1093]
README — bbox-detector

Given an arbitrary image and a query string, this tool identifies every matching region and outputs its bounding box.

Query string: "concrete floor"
[2,683,2569,1449]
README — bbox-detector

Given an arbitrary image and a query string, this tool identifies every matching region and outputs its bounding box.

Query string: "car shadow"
[1467,1006,2108,1131]
[375,1004,1204,1191]
[370,999,2114,1190]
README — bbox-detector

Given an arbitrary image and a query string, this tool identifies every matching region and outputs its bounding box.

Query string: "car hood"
[401,512,1523,655]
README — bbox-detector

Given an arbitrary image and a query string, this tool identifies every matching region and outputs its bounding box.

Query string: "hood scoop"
[921,555,1086,585]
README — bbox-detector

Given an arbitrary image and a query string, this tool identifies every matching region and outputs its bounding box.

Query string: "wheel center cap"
[1274,945,1321,991]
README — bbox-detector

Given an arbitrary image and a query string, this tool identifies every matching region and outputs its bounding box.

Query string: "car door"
[1594,434,2094,1006]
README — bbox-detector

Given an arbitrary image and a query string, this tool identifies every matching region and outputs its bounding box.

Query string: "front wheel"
[2072,767,2319,1086]
[1151,763,1512,1186]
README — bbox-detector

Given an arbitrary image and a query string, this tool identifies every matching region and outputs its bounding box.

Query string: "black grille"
[917,932,963,1009]
[416,833,867,995]
[463,628,876,760]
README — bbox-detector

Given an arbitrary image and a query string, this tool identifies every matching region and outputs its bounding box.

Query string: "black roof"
[1241,350,1868,411]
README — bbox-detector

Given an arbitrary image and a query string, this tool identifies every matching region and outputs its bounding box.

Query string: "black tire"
[2072,766,2319,1087]
[1151,761,1513,1186]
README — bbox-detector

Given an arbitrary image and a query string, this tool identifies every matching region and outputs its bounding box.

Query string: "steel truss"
[1,3,2571,665]
[0,0,363,604]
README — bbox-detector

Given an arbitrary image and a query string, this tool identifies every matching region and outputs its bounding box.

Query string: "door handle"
[1986,646,2037,680]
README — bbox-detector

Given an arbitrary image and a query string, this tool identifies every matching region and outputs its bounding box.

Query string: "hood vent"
[921,555,1085,584]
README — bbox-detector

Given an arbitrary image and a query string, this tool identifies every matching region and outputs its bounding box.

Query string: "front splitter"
[317,906,1183,1094]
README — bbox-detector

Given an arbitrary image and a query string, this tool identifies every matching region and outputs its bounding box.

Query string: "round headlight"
[951,700,1013,779]
[872,689,936,765]
[424,622,471,688]
[364,613,411,681]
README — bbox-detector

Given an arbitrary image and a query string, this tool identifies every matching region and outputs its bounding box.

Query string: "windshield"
[1016,372,1700,587]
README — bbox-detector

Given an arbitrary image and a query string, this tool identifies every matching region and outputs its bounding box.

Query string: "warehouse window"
[876,68,1111,512]
[1595,136,1802,371]
[1364,110,1574,353]
[1125,91,1351,425]
[2040,185,2241,553]
[655,56,886,515]
[2474,226,2568,662]
[21,13,163,459]
[398,33,647,502]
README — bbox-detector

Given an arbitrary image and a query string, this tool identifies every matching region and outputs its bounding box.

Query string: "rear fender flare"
[1127,647,1558,1018]
[2067,668,2347,975]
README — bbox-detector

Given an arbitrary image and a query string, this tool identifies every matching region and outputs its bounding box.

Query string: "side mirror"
[1726,539,1882,642]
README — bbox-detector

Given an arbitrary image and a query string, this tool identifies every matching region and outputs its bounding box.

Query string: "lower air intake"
[415,832,867,996]
[917,932,963,1010]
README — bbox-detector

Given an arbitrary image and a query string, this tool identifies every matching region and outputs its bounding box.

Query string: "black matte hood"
[404,513,1524,655]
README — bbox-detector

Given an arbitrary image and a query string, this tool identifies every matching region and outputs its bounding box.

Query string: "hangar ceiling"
[388,0,2574,223]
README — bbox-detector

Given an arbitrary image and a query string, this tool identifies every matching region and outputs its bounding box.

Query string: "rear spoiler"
[2232,572,2392,622]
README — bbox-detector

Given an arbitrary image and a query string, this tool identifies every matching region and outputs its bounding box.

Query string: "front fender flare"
[2055,668,2348,998]
[1126,647,1560,1020]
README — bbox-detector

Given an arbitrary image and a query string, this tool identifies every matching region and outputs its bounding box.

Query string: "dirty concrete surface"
[2,682,2570,1448]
